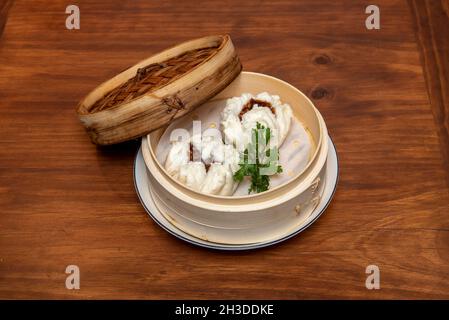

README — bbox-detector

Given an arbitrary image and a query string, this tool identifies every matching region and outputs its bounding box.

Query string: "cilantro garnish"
[233,123,283,194]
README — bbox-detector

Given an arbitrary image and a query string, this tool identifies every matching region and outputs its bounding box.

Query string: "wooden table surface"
[1,0,449,299]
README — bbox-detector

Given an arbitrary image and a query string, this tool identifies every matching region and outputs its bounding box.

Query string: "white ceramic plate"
[134,136,338,250]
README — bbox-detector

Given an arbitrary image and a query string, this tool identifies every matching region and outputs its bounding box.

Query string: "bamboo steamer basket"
[142,72,329,244]
[77,35,241,145]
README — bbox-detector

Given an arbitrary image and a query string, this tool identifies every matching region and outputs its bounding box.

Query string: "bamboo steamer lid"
[76,35,242,145]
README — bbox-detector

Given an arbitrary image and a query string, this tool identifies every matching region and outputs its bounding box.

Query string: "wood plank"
[1,0,449,299]
[0,0,13,37]
[409,0,449,187]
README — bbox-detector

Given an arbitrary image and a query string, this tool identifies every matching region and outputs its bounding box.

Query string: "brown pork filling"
[189,143,211,172]
[238,98,275,120]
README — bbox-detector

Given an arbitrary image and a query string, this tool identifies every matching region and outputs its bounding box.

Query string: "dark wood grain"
[1,0,449,299]
[409,0,449,187]
[0,0,13,37]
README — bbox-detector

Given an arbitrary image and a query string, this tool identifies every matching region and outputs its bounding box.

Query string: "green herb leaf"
[233,122,283,194]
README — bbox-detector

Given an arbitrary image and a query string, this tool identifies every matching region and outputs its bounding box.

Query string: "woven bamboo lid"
[77,35,242,145]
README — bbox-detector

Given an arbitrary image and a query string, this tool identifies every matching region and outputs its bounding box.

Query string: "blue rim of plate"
[133,136,339,251]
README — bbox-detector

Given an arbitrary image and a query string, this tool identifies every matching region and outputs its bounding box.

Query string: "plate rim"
[133,136,339,251]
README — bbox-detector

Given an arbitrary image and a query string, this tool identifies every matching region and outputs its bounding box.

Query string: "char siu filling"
[238,98,275,120]
[189,142,211,172]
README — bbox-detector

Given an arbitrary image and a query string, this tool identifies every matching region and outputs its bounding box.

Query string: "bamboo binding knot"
[163,94,185,113]
[311,177,321,194]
